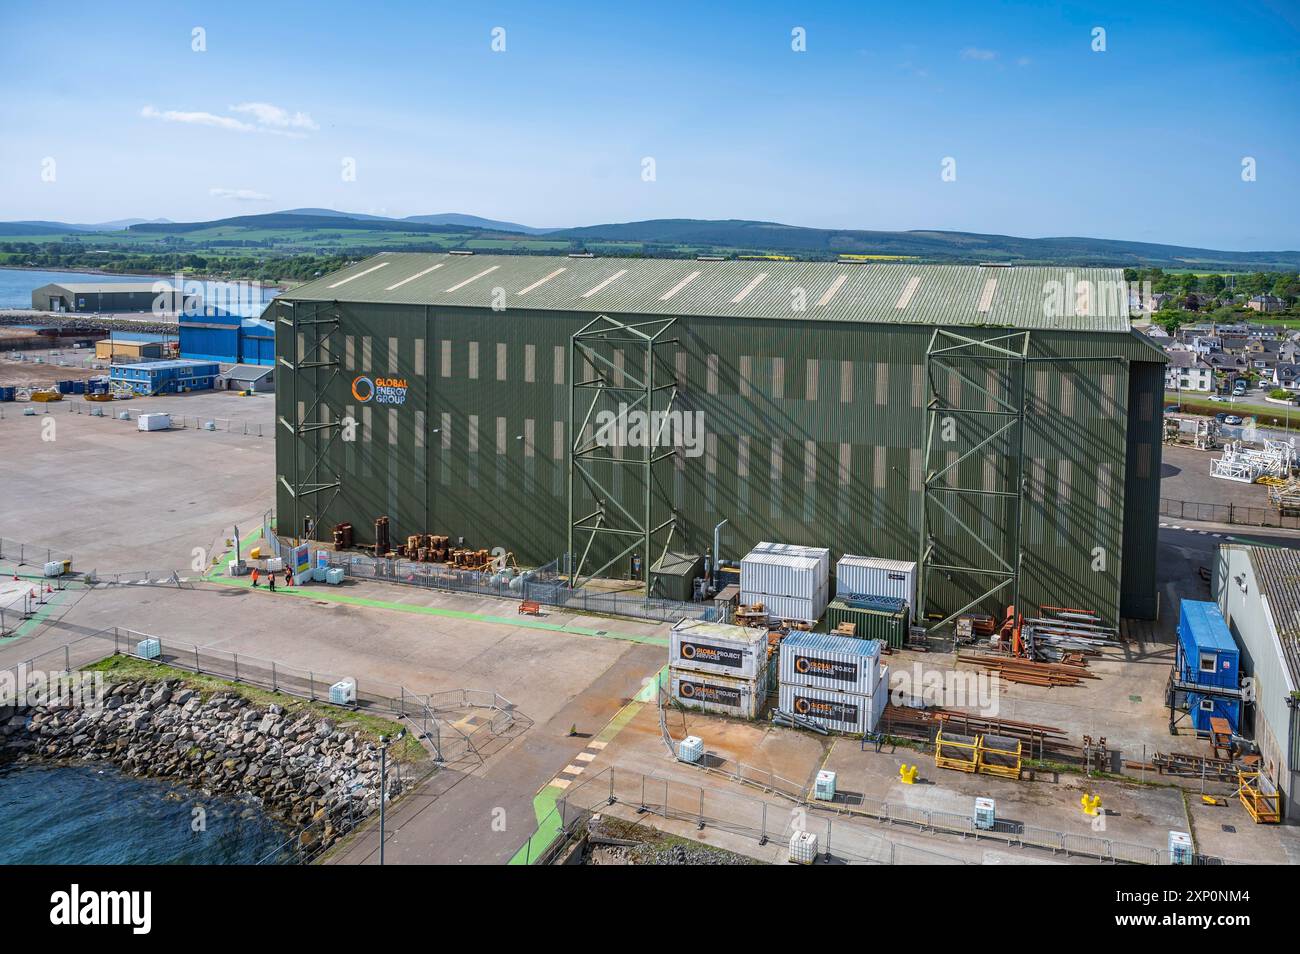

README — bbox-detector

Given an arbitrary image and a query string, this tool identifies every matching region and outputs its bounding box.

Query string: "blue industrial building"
[1176,600,1242,732]
[179,314,275,366]
[109,359,220,395]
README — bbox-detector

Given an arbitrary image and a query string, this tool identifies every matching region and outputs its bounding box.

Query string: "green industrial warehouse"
[273,252,1164,625]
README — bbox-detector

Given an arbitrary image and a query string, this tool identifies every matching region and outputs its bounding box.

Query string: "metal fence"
[83,569,198,588]
[1160,497,1300,530]
[254,753,441,866]
[534,765,970,866]
[0,534,77,637]
[533,761,1251,867]
[62,399,267,437]
[0,626,517,767]
[0,535,72,568]
[314,549,714,624]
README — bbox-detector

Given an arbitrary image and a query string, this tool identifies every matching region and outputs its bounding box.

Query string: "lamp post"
[378,730,404,865]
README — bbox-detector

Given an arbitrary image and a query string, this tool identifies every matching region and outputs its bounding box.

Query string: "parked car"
[1165,404,1182,414]
[1207,394,1225,402]
[1215,412,1229,423]
[1225,414,1243,425]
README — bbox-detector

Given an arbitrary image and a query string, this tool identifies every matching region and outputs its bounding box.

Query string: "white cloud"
[210,187,272,202]
[960,47,998,61]
[140,101,317,137]
[140,105,255,132]
[1016,56,1032,67]
[231,102,319,132]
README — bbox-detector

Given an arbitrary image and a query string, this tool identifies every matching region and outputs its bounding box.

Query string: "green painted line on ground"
[205,526,266,579]
[508,665,667,865]
[0,585,80,644]
[508,784,569,866]
[203,568,668,646]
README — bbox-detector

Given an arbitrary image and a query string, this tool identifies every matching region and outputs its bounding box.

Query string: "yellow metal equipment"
[935,730,979,773]
[1237,770,1281,823]
[977,734,1022,780]
[899,764,918,784]
[30,390,62,402]
[1080,793,1102,816]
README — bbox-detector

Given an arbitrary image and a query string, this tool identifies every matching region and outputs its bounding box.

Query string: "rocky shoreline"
[0,312,178,334]
[0,678,406,856]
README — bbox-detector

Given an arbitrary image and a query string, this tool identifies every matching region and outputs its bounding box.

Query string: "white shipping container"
[741,551,827,602]
[670,619,769,680]
[740,589,826,623]
[137,413,171,432]
[779,669,889,734]
[669,666,767,720]
[751,541,830,579]
[835,556,917,604]
[779,631,882,695]
[868,669,888,733]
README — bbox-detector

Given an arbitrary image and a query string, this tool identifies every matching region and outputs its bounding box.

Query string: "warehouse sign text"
[351,375,408,406]
[677,679,742,708]
[793,654,857,683]
[678,641,744,668]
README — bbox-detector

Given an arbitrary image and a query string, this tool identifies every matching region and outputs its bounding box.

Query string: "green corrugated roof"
[37,281,170,294]
[281,252,1137,332]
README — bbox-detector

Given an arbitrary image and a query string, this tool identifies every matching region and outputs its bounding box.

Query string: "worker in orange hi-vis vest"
[250,568,260,588]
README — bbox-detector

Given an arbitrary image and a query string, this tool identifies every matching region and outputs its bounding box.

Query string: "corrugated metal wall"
[1214,546,1299,819]
[274,300,1159,622]
[179,325,239,363]
[1121,361,1164,618]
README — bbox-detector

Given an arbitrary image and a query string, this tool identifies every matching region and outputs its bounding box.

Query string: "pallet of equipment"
[934,730,979,773]
[1238,770,1281,823]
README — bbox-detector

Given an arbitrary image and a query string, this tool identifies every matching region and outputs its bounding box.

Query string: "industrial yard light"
[378,730,404,866]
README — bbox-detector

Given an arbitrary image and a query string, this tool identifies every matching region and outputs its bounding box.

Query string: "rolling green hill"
[2,211,1297,277]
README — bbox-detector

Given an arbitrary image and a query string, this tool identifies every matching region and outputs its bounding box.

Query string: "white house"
[1164,350,1214,392]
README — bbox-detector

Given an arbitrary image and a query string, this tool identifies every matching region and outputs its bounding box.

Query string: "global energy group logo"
[350,375,408,406]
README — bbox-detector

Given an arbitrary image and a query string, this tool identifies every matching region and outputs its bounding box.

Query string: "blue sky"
[1,0,1297,249]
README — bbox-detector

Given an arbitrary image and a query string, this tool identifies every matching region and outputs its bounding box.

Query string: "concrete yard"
[1160,442,1274,512]
[0,391,274,568]
[0,345,100,388]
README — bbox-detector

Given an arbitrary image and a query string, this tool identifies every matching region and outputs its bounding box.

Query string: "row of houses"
[1160,322,1300,393]
[1150,293,1289,313]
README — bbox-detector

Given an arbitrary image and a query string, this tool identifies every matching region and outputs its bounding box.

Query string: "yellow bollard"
[900,764,918,785]
[1080,793,1102,816]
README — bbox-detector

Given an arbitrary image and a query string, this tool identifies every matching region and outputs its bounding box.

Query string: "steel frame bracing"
[277,300,346,541]
[917,329,1031,632]
[566,314,682,596]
